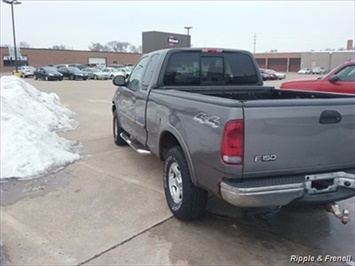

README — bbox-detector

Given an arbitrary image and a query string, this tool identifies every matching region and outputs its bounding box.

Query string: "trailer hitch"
[324,202,350,224]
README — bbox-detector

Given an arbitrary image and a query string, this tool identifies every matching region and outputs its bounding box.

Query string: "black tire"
[70,74,74,80]
[163,147,208,220]
[45,76,49,81]
[34,75,38,80]
[113,111,127,146]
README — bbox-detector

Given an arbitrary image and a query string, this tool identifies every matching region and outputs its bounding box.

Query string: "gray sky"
[0,0,354,53]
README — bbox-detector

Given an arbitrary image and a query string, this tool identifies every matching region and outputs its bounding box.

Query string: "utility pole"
[253,33,257,53]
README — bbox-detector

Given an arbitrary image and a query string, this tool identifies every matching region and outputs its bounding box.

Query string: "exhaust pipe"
[324,202,350,224]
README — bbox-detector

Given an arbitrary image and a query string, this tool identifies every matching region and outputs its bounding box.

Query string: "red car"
[280,60,355,94]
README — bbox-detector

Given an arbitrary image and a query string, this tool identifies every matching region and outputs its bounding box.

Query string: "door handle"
[319,110,342,124]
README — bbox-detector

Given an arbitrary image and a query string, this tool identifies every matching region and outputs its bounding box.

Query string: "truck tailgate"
[243,101,355,178]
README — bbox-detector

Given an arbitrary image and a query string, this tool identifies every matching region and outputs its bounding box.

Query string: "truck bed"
[173,86,354,102]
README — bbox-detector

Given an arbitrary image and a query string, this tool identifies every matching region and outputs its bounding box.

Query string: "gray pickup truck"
[111,48,355,222]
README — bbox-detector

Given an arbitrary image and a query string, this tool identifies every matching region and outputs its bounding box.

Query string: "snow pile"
[1,76,81,179]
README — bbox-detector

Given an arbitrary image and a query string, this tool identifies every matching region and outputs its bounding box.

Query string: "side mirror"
[329,75,339,82]
[113,75,126,86]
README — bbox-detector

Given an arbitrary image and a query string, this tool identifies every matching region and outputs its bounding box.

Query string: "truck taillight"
[221,120,244,165]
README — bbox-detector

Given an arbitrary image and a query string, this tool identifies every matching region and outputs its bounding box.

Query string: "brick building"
[0,47,142,73]
[1,46,354,73]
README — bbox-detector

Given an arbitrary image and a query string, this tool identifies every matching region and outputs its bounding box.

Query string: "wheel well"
[159,131,180,161]
[112,102,116,113]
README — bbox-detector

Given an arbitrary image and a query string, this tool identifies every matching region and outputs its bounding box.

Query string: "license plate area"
[305,173,339,194]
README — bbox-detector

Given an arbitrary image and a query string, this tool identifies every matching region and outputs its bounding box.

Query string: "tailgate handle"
[319,110,342,124]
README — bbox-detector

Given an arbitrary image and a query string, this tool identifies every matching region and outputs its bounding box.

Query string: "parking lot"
[1,73,354,265]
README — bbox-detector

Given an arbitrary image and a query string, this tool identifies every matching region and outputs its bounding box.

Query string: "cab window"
[127,57,149,91]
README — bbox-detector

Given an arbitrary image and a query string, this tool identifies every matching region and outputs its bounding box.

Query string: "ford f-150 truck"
[111,48,355,222]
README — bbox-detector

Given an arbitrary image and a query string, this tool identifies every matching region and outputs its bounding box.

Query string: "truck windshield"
[163,51,259,86]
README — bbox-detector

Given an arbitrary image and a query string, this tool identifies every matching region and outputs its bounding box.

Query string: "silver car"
[82,67,110,80]
[103,67,126,79]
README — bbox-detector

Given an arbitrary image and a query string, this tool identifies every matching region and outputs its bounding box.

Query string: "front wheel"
[164,147,208,220]
[113,111,127,146]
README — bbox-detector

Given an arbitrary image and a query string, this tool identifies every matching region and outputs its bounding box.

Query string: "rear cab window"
[163,50,260,86]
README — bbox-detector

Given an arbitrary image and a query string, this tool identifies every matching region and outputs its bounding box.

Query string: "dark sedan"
[57,66,88,80]
[34,67,63,81]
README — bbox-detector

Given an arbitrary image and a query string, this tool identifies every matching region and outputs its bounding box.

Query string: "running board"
[120,132,151,155]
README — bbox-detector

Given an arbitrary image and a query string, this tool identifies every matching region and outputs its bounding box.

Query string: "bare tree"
[19,41,30,48]
[89,41,142,53]
[107,41,130,52]
[51,44,67,50]
[1,43,10,47]
[88,42,110,52]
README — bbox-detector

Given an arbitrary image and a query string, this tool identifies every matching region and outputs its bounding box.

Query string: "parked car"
[280,60,355,94]
[57,66,88,80]
[259,68,277,80]
[298,68,311,74]
[112,47,355,222]
[68,64,87,70]
[265,69,286,80]
[13,66,36,78]
[82,67,110,80]
[259,68,269,80]
[34,66,63,81]
[102,67,126,79]
[311,67,327,75]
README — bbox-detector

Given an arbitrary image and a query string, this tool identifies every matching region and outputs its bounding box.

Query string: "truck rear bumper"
[220,170,355,207]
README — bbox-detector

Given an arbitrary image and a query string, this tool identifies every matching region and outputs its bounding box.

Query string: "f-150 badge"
[254,154,277,162]
[193,112,220,128]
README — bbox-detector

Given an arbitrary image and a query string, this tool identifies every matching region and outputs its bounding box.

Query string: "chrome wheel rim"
[168,162,183,204]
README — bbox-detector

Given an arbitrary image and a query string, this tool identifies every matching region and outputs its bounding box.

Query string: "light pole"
[184,26,192,48]
[3,0,21,73]
[184,26,192,35]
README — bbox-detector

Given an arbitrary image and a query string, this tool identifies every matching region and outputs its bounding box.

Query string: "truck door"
[135,53,160,145]
[118,56,149,138]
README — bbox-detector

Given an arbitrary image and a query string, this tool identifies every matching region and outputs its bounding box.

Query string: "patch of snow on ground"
[1,76,82,180]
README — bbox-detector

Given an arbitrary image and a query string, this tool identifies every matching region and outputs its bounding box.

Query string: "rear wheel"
[113,111,127,146]
[163,147,208,220]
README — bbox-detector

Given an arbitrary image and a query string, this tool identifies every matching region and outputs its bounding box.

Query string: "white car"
[311,67,327,75]
[103,67,126,79]
[82,67,110,80]
[13,66,36,78]
[298,68,311,74]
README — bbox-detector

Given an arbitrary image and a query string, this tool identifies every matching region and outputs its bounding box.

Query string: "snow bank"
[1,76,81,179]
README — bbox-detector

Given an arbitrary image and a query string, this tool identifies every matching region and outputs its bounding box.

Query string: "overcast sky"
[0,1,354,53]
